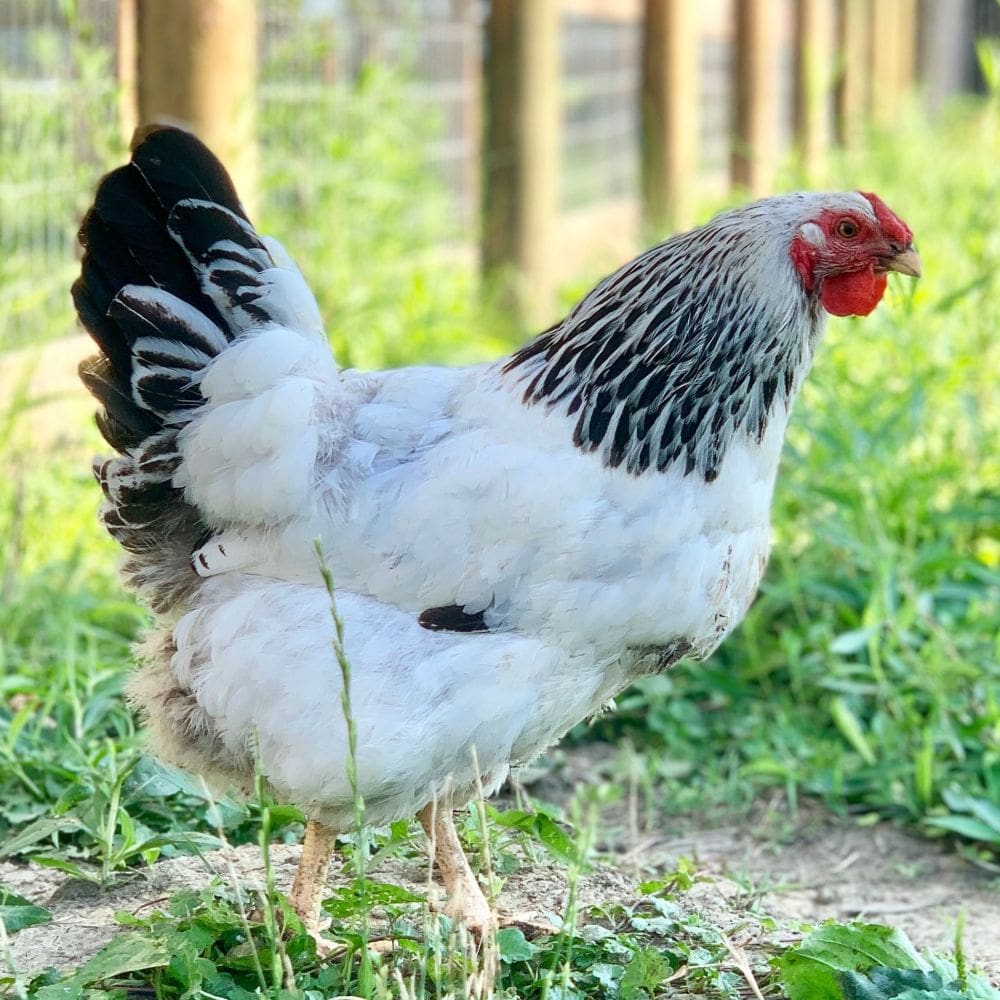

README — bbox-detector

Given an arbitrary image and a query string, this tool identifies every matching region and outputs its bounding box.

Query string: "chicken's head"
[789,192,920,317]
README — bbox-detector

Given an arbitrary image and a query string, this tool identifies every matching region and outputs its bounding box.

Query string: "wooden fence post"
[836,0,870,145]
[897,0,918,96]
[869,0,898,126]
[793,0,835,181]
[869,0,917,126]
[116,0,138,147]
[640,0,699,236]
[458,0,482,233]
[731,0,781,195]
[136,0,258,212]
[918,0,974,112]
[482,0,560,323]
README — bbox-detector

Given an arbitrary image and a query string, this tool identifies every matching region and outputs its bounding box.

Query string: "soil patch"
[2,815,996,986]
[628,819,999,981]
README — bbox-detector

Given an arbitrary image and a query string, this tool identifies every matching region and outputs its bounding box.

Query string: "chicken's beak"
[882,246,922,278]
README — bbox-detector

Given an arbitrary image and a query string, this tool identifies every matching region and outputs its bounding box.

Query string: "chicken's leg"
[289,819,336,937]
[419,801,496,936]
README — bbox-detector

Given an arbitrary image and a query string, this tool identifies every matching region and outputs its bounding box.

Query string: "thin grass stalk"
[99,739,121,886]
[193,773,270,993]
[469,746,499,998]
[253,749,284,991]
[954,909,968,991]
[556,797,597,989]
[316,539,374,987]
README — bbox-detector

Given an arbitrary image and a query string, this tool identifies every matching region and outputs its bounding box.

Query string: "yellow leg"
[289,819,336,936]
[419,801,496,936]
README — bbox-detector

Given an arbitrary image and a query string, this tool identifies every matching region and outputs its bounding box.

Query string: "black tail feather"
[74,125,257,614]
[130,126,247,219]
[167,200,268,266]
[79,356,159,444]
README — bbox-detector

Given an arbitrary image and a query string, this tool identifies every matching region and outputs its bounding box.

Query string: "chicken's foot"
[419,800,497,937]
[289,818,337,945]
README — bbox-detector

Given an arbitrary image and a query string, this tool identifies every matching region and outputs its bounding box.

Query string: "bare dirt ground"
[644,819,999,978]
[532,750,1000,983]
[2,813,997,985]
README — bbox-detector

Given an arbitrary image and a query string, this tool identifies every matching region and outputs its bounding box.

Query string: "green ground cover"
[0,38,998,1000]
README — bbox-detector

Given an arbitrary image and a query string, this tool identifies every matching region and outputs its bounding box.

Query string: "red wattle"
[820,268,888,317]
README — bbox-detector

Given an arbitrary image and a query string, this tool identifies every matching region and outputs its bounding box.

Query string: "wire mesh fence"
[0,0,120,349]
[0,1,647,350]
[259,0,481,232]
[0,0,993,350]
[560,10,640,211]
[1,0,488,351]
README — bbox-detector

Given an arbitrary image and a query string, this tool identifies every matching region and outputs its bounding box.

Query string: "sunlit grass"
[2,94,998,866]
[0,67,998,997]
[602,100,1000,835]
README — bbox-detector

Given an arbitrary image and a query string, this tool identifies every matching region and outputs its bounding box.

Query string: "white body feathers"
[168,263,791,825]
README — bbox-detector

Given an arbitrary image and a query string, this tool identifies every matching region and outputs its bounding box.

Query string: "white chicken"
[75,126,920,937]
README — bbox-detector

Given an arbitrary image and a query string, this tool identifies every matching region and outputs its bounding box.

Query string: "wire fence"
[1,0,487,350]
[1,0,996,349]
[259,1,481,230]
[561,11,640,211]
[0,0,753,350]
[0,0,120,349]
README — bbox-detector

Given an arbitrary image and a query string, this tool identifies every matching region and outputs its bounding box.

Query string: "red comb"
[860,192,913,245]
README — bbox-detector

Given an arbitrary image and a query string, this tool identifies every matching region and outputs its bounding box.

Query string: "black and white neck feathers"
[504,197,832,482]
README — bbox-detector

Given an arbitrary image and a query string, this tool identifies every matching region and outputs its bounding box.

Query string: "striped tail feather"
[73,125,288,614]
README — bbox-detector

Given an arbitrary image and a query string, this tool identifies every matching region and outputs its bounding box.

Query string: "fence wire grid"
[1,0,995,350]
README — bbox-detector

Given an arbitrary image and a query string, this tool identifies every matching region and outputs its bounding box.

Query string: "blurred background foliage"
[0,0,997,870]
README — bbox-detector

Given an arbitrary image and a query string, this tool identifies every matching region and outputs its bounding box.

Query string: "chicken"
[74,126,920,939]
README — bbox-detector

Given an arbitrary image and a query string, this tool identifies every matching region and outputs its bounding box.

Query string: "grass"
[593,99,1000,848]
[1,31,999,999]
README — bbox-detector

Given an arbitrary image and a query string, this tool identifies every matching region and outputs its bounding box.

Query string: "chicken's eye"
[836,219,859,239]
